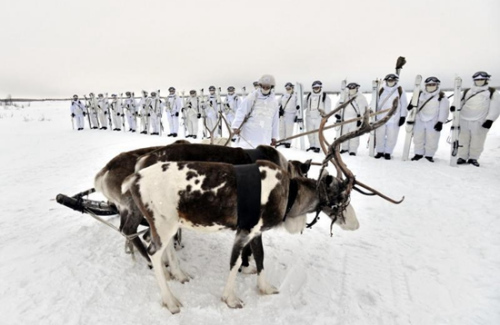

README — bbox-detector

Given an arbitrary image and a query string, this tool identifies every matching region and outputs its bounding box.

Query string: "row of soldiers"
[70,86,245,138]
[70,71,499,166]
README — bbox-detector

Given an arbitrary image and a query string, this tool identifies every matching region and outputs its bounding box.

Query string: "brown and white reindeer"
[123,99,402,313]
[94,142,311,265]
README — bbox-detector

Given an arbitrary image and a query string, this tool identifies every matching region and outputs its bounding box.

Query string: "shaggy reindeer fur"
[94,143,311,265]
[124,160,358,313]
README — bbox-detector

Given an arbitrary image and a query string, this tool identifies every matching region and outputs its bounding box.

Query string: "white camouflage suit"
[231,89,279,149]
[70,99,86,129]
[279,91,299,145]
[184,95,200,137]
[123,97,137,131]
[224,94,240,126]
[373,84,408,155]
[336,93,368,154]
[149,95,165,134]
[412,89,449,157]
[305,91,332,148]
[166,94,182,135]
[87,96,99,128]
[137,96,152,133]
[458,85,500,160]
[204,95,220,138]
[109,98,124,130]
[97,96,109,128]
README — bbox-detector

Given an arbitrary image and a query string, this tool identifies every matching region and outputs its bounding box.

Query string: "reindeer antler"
[318,97,404,204]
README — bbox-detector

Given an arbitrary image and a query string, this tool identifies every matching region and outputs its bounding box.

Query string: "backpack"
[461,87,496,101]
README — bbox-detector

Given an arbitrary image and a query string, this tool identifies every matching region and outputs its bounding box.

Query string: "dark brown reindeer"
[123,98,402,314]
[94,142,311,266]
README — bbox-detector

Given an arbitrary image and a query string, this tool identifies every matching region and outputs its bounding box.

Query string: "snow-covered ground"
[1,101,499,325]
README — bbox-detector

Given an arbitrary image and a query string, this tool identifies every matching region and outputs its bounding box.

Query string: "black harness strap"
[283,179,298,221]
[234,164,262,230]
[244,147,269,163]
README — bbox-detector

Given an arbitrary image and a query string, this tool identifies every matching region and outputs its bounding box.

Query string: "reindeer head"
[312,95,404,234]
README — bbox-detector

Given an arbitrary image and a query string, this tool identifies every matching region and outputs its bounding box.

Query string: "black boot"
[173,133,178,137]
[374,152,384,159]
[340,149,348,154]
[306,147,316,152]
[314,147,320,153]
[193,135,197,139]
[285,143,291,148]
[349,152,356,156]
[457,158,467,165]
[425,156,434,162]
[384,153,391,160]
[411,154,423,161]
[468,159,480,167]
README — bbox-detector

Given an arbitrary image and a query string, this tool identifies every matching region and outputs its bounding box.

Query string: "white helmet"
[258,74,276,88]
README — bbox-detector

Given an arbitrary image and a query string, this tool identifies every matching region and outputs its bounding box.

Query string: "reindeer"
[94,142,311,265]
[123,99,403,313]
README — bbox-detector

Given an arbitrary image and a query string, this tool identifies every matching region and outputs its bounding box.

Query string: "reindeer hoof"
[163,296,183,314]
[240,265,257,275]
[222,295,244,309]
[259,284,279,295]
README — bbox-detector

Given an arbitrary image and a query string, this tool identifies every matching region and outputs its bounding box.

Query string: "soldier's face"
[312,87,321,94]
[474,79,486,87]
[286,87,293,94]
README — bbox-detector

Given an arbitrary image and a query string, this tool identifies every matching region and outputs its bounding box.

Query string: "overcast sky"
[1,0,499,97]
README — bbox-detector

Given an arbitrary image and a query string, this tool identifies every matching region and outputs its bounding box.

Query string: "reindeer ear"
[319,168,329,178]
[301,159,312,175]
[325,175,334,186]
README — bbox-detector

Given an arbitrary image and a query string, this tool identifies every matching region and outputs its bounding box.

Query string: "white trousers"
[280,113,295,144]
[306,114,321,147]
[75,116,84,129]
[375,123,400,154]
[90,111,99,128]
[126,112,136,130]
[413,118,440,157]
[458,119,489,160]
[167,114,179,134]
[340,122,361,153]
[186,114,198,136]
[98,111,108,128]
[112,112,122,130]
[150,114,160,133]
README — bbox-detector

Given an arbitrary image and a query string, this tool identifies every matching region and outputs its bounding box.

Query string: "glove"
[398,116,406,127]
[82,112,86,116]
[450,106,456,112]
[407,104,414,111]
[181,107,185,112]
[335,114,341,120]
[71,113,75,117]
[147,113,150,117]
[434,121,443,132]
[356,114,362,127]
[188,104,192,108]
[121,114,124,117]
[117,112,120,116]
[175,112,179,117]
[482,120,493,129]
[197,113,201,119]
[104,111,108,115]
[279,108,284,117]
[294,116,298,123]
[296,105,300,110]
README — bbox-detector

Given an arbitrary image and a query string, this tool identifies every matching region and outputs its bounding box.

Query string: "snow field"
[0,101,499,325]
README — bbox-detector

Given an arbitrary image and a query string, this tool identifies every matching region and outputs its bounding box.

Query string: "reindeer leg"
[150,224,183,314]
[222,229,252,308]
[165,238,191,283]
[119,210,151,267]
[240,243,257,274]
[250,235,279,295]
